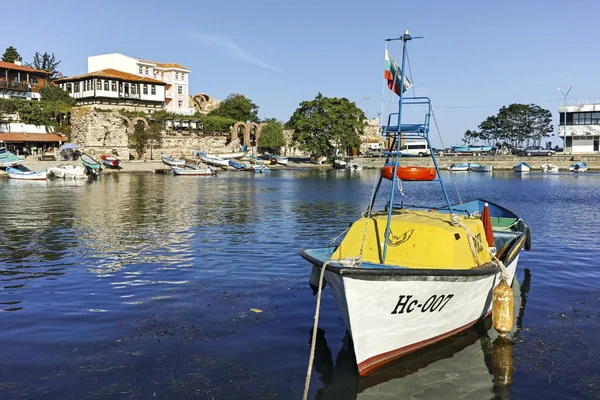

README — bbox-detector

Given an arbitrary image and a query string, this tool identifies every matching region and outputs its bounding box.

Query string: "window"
[96,80,102,90]
[143,84,148,95]
[74,82,80,92]
[139,66,143,74]
[161,72,164,80]
[181,73,185,80]
[131,85,136,94]
[104,80,109,91]
[67,83,72,93]
[151,85,156,95]
[178,99,183,108]
[145,67,148,75]
[111,81,117,91]
[175,72,179,80]
[177,85,183,95]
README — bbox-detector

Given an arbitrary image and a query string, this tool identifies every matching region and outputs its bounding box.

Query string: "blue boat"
[6,165,47,180]
[0,142,23,168]
[451,145,493,154]
[299,30,530,378]
[228,159,248,170]
[569,162,588,172]
[447,162,470,171]
[80,153,102,170]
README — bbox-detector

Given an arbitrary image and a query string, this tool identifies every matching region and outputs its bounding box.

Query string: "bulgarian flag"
[384,50,412,95]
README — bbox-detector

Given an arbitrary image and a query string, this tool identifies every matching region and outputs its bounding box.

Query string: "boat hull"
[7,168,47,180]
[171,165,215,176]
[470,165,493,172]
[447,163,469,171]
[513,163,530,173]
[306,253,519,376]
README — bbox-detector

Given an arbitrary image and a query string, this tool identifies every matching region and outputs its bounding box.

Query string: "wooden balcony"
[0,80,29,91]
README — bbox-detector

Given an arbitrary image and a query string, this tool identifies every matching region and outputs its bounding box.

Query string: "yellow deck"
[332,210,492,269]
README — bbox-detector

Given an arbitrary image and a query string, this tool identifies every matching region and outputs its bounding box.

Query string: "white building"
[55,69,166,110]
[88,53,193,115]
[559,101,600,153]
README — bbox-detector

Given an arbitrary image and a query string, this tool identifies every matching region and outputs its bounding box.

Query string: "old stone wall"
[71,106,130,159]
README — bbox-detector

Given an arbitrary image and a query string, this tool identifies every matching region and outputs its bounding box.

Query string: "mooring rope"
[303,260,330,400]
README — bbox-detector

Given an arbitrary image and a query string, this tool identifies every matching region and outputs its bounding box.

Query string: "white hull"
[447,164,469,171]
[0,159,23,167]
[470,165,493,172]
[8,170,47,180]
[347,162,363,171]
[321,257,518,376]
[274,156,288,165]
[171,165,215,176]
[200,154,230,168]
[513,164,530,173]
[311,156,327,165]
[541,164,559,172]
[208,151,247,160]
[48,167,66,178]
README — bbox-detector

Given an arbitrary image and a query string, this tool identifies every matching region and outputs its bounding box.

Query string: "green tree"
[208,93,259,122]
[40,85,76,105]
[475,104,553,146]
[288,93,365,158]
[129,122,163,159]
[1,46,21,63]
[27,52,62,78]
[258,121,285,152]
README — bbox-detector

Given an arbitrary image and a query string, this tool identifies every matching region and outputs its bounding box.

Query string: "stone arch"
[232,121,249,144]
[120,115,131,126]
[248,122,261,147]
[129,117,149,129]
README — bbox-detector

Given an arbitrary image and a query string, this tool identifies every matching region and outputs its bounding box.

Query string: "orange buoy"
[492,278,514,336]
[380,166,437,181]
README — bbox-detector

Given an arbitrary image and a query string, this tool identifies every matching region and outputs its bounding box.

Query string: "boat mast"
[381,30,414,262]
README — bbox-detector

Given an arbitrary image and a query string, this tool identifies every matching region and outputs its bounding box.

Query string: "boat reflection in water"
[311,269,531,399]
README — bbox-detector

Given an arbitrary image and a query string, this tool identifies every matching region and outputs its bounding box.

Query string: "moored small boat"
[447,163,469,171]
[0,143,23,168]
[228,159,248,170]
[80,153,102,170]
[63,165,86,179]
[160,153,185,167]
[6,166,47,180]
[470,163,493,172]
[310,155,327,165]
[204,150,248,160]
[333,159,347,169]
[100,155,122,169]
[513,162,530,173]
[171,164,216,176]
[347,162,363,171]
[541,163,559,173]
[252,164,270,173]
[273,155,288,165]
[300,31,530,379]
[569,162,588,172]
[196,151,230,168]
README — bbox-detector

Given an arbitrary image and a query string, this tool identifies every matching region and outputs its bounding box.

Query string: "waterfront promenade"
[1,154,599,176]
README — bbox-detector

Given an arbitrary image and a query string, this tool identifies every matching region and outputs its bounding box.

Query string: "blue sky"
[4,0,599,146]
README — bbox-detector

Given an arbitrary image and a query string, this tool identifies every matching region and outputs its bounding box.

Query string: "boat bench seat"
[383,124,426,133]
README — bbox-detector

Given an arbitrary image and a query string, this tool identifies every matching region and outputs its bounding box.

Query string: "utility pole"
[558,85,573,154]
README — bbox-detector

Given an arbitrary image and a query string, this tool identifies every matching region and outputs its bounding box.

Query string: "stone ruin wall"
[70,106,131,159]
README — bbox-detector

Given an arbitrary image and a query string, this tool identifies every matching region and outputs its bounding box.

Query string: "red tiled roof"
[139,60,190,71]
[55,68,165,84]
[0,133,65,142]
[0,61,51,75]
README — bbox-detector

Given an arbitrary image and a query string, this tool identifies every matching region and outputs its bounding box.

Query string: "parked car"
[365,147,382,157]
[519,146,556,156]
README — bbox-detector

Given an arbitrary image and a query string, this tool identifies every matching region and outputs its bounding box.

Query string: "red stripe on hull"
[357,310,493,376]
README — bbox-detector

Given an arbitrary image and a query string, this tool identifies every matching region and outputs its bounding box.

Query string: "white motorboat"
[160,153,185,167]
[206,151,248,160]
[347,162,363,171]
[447,163,470,171]
[513,162,530,173]
[64,165,86,179]
[541,163,559,173]
[333,159,347,169]
[569,162,588,172]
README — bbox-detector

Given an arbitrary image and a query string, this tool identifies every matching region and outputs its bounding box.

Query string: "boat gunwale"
[300,233,525,278]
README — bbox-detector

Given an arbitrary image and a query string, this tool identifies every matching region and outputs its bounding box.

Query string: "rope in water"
[302,260,330,400]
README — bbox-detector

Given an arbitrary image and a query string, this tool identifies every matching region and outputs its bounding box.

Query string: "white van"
[399,141,430,157]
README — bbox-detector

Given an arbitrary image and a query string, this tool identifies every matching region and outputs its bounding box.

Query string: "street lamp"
[558,85,573,154]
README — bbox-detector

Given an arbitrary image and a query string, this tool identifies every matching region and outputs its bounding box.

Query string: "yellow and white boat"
[300,31,531,378]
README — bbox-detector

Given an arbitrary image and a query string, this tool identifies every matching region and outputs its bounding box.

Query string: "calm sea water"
[0,169,599,399]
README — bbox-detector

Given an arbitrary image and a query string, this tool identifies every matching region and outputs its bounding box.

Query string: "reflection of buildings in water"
[312,270,531,399]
